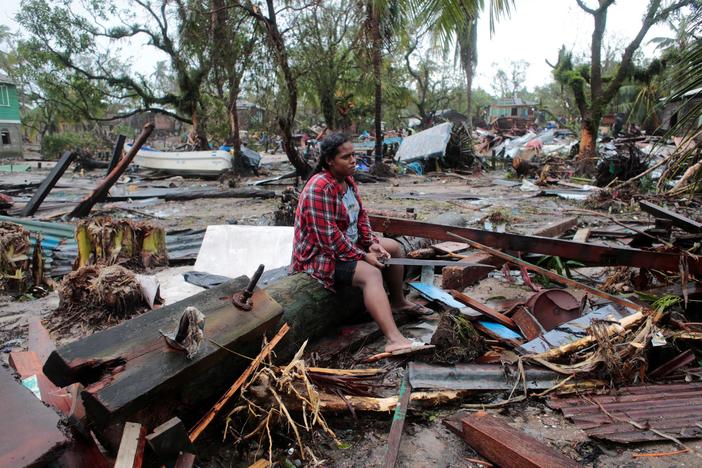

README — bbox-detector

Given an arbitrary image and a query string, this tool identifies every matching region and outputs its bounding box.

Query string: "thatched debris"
[48,264,148,336]
[74,216,167,271]
[226,342,342,465]
[430,311,486,364]
[0,221,43,292]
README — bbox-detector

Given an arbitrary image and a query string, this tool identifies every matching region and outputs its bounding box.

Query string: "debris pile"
[48,264,148,335]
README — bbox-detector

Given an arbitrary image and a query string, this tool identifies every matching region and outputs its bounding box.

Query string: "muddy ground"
[1,154,700,467]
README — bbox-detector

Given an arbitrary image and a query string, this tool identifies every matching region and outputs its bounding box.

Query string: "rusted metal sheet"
[639,201,702,233]
[525,289,581,331]
[548,382,702,443]
[368,216,701,274]
[408,362,559,391]
[444,411,579,468]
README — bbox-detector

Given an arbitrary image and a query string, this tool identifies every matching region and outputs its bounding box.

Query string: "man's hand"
[369,243,390,260]
[364,252,387,269]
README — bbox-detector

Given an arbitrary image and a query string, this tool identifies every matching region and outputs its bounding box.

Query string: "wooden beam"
[383,371,412,468]
[43,273,366,451]
[19,150,77,217]
[43,276,283,428]
[530,216,579,238]
[115,422,147,468]
[369,216,700,274]
[572,228,591,243]
[450,411,579,468]
[448,290,516,329]
[146,417,194,464]
[69,123,154,218]
[639,200,702,233]
[0,366,69,467]
[106,134,127,175]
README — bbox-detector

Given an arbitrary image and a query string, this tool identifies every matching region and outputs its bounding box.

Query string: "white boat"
[126,144,233,176]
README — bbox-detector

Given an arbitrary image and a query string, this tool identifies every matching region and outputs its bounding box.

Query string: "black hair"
[312,132,350,175]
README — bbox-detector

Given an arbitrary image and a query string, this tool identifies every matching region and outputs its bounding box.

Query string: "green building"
[0,73,22,158]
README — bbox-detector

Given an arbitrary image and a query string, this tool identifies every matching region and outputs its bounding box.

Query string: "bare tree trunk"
[189,104,209,150]
[371,3,383,163]
[461,19,478,128]
[578,116,598,169]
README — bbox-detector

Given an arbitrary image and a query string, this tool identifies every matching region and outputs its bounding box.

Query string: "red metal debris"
[548,382,702,443]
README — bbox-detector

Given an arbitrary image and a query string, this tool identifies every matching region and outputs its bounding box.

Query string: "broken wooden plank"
[174,452,196,468]
[572,228,591,243]
[9,350,73,416]
[43,276,283,428]
[448,290,516,329]
[640,201,702,234]
[146,417,194,465]
[106,134,127,175]
[450,411,579,468]
[115,422,147,468]
[369,216,700,274]
[19,150,76,217]
[529,216,579,238]
[69,123,154,218]
[189,324,290,441]
[0,366,69,467]
[383,371,412,468]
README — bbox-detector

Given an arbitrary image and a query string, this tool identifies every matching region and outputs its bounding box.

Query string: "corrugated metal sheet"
[408,362,559,391]
[548,382,702,443]
[0,215,204,276]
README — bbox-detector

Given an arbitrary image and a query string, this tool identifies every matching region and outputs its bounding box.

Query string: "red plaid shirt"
[291,169,378,290]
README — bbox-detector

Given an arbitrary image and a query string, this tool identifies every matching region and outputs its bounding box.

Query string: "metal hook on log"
[232,264,265,311]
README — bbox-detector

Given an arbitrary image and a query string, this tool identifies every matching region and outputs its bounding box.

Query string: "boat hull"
[128,146,233,176]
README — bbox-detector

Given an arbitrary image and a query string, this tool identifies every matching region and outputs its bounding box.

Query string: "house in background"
[488,97,537,123]
[0,73,22,158]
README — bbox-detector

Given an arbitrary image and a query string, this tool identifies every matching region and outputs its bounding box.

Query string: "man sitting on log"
[291,132,432,354]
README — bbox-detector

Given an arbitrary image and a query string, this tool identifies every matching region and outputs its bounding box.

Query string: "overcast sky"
[2,0,673,92]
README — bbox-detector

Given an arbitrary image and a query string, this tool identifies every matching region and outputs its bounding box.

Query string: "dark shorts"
[333,260,357,287]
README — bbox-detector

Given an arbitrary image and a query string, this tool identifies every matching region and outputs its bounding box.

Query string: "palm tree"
[415,0,513,128]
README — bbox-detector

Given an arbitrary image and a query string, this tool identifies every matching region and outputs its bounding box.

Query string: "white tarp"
[193,225,294,279]
[395,122,453,163]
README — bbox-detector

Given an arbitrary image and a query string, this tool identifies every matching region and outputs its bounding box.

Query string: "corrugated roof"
[0,73,16,85]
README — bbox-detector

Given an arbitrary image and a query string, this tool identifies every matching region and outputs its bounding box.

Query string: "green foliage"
[41,132,99,159]
[534,256,584,287]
